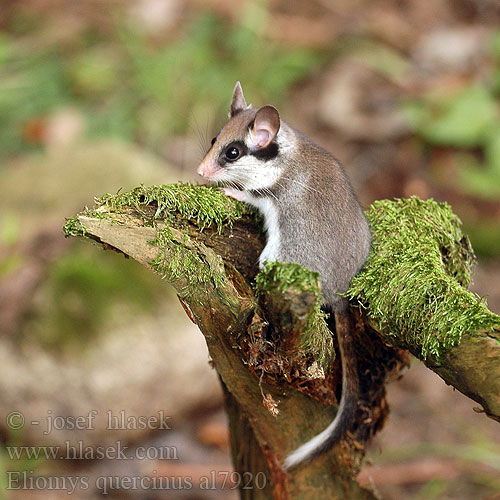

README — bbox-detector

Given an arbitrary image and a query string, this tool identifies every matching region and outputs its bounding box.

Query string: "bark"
[66,195,499,498]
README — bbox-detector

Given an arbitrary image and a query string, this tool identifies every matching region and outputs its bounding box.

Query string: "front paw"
[222,187,246,202]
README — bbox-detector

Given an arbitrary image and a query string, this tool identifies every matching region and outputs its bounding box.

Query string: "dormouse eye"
[225,146,240,161]
[211,137,216,146]
[219,141,247,164]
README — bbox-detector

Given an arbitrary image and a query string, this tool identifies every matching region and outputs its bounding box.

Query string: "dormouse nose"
[197,159,218,178]
[197,162,210,177]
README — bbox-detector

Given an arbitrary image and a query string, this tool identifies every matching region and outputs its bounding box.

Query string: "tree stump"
[64,184,500,499]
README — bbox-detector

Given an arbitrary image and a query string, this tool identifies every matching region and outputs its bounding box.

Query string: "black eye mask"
[219,141,248,165]
[250,142,279,162]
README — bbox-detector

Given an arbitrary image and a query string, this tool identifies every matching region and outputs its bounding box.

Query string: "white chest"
[245,195,281,268]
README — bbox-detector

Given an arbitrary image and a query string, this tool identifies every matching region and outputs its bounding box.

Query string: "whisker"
[204,114,211,154]
[191,115,207,160]
[227,169,282,205]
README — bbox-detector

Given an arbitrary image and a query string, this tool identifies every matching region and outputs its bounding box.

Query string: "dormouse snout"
[196,164,206,177]
[197,159,219,179]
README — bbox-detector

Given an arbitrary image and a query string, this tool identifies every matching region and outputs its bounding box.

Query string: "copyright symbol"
[6,411,25,430]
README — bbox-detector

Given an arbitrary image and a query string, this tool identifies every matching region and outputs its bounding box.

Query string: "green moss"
[94,183,246,296]
[63,215,87,238]
[64,184,248,297]
[255,261,321,297]
[255,261,333,367]
[149,227,225,298]
[348,197,500,359]
[96,183,247,232]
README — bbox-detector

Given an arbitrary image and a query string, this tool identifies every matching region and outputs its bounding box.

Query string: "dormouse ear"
[230,81,248,117]
[250,105,280,149]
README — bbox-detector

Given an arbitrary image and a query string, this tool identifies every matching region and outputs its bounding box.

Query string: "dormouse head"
[197,82,285,191]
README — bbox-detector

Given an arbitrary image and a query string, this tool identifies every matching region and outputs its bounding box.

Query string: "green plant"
[403,31,500,201]
[0,2,320,161]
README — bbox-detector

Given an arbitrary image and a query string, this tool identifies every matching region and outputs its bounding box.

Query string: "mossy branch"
[348,197,500,422]
[64,184,500,499]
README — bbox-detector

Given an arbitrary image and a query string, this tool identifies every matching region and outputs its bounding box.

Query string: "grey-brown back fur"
[262,126,371,310]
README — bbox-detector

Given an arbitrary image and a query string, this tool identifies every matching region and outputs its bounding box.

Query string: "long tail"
[283,309,359,470]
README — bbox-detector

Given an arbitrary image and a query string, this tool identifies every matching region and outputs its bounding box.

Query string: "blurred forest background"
[0,1,500,499]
